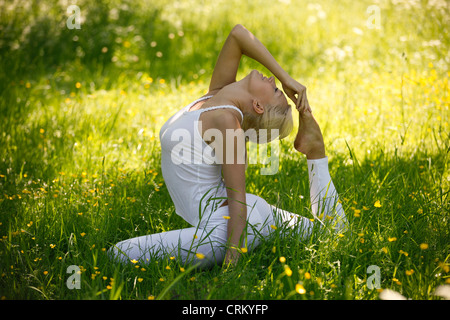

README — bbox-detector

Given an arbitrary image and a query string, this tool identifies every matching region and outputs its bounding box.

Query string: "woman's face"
[247,70,289,111]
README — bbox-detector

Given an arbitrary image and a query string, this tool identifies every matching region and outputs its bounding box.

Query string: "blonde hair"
[241,104,293,144]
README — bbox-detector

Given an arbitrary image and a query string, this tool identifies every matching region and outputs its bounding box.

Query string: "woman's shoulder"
[211,108,242,131]
[197,89,243,128]
[202,89,219,98]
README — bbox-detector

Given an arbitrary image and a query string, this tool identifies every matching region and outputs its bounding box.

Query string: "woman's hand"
[223,247,241,267]
[282,77,311,113]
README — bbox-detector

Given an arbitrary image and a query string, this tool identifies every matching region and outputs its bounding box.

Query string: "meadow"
[0,0,449,301]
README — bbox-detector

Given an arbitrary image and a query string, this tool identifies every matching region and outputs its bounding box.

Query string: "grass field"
[0,0,449,300]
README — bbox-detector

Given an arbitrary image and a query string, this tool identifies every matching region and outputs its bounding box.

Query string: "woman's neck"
[208,80,251,114]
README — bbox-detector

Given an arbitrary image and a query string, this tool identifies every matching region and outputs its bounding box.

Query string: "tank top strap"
[198,105,244,125]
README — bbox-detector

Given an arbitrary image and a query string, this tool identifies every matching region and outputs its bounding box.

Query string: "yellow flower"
[439,262,449,273]
[354,209,361,217]
[388,237,397,242]
[304,272,311,280]
[50,244,56,249]
[180,267,185,272]
[75,82,81,89]
[420,243,429,250]
[165,266,171,270]
[405,269,414,276]
[284,266,293,277]
[279,256,286,263]
[195,253,205,260]
[374,200,382,208]
[381,247,388,254]
[148,295,155,300]
[222,216,231,220]
[270,225,277,230]
[295,284,306,294]
[43,271,48,275]
[130,259,138,264]
[137,278,143,282]
[80,232,86,237]
[240,247,248,253]
[399,250,408,256]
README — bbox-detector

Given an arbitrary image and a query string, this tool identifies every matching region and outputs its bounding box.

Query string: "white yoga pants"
[109,157,346,267]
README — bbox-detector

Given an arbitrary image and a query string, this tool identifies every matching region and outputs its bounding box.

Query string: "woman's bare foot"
[294,110,326,159]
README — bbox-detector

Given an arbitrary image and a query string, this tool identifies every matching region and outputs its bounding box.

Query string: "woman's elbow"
[231,24,247,36]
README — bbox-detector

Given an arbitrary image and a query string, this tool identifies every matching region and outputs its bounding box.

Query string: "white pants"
[109,157,347,267]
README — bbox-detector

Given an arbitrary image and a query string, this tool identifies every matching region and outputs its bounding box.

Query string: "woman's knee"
[108,236,158,263]
[108,239,135,263]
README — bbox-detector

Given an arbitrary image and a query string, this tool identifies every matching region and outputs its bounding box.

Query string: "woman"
[110,24,347,267]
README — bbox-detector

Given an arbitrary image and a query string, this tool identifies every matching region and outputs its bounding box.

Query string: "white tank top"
[159,96,244,226]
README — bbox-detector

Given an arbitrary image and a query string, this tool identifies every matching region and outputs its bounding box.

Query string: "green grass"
[0,0,449,300]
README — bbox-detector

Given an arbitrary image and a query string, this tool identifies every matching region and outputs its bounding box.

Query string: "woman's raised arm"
[209,24,289,92]
[208,24,310,111]
[207,25,243,94]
